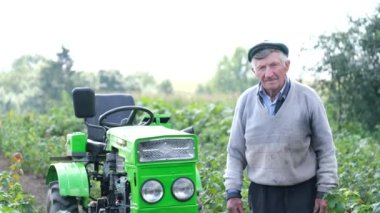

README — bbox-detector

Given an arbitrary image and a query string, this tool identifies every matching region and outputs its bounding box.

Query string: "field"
[0,94,379,213]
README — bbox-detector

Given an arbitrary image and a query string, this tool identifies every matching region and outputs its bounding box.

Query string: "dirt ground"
[0,152,46,210]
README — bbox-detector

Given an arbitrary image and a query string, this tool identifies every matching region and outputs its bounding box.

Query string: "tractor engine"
[89,152,130,213]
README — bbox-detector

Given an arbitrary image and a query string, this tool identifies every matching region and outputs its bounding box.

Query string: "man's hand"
[313,198,328,213]
[227,197,244,213]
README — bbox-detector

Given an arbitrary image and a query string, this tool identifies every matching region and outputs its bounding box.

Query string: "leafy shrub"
[0,169,36,212]
[326,131,380,212]
[1,95,380,212]
[0,95,83,176]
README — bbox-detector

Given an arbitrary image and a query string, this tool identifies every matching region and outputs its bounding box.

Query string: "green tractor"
[46,87,202,213]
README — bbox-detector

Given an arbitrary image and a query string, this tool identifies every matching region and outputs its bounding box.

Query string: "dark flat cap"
[248,42,289,62]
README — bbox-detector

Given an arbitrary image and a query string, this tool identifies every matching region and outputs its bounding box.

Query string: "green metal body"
[46,132,89,197]
[66,132,87,156]
[107,126,199,212]
[46,162,89,197]
[47,121,200,212]
[149,114,173,129]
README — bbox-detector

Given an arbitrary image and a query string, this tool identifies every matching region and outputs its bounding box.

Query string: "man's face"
[252,52,290,95]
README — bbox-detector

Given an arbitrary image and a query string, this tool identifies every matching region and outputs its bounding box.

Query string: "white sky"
[0,0,378,92]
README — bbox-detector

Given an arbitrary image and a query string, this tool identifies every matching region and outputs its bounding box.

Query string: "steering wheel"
[98,106,154,128]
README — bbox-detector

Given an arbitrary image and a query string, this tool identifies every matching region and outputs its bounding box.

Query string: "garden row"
[0,96,379,212]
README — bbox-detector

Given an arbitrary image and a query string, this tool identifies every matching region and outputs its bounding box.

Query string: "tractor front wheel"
[46,181,79,213]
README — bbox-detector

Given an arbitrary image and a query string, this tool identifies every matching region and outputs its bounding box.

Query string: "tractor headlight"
[141,180,164,203]
[138,138,195,162]
[172,178,194,201]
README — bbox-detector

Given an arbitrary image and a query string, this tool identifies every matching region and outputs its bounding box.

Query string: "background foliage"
[0,158,37,213]
[312,6,380,130]
[1,97,379,212]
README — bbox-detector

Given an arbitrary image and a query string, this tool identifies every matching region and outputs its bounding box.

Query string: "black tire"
[46,181,79,213]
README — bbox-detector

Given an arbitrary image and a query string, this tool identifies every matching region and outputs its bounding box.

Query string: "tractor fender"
[46,162,89,197]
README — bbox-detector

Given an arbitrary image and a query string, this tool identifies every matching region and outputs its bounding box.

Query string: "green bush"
[326,131,380,212]
[1,95,380,212]
[0,171,37,212]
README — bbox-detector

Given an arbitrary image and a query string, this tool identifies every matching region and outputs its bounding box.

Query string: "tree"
[11,55,48,73]
[36,47,75,107]
[0,55,48,112]
[313,6,380,130]
[10,47,78,113]
[124,72,156,93]
[97,70,126,92]
[57,46,73,72]
[197,47,258,94]
[158,79,174,95]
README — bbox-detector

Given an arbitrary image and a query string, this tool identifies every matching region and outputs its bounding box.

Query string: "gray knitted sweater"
[224,79,338,193]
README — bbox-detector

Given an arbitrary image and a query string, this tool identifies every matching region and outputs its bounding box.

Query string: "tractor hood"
[106,126,198,165]
[107,126,191,142]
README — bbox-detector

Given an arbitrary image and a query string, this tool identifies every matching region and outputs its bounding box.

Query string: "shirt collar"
[258,77,289,101]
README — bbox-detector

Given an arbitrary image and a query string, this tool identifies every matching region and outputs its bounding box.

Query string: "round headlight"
[172,178,194,201]
[141,180,164,203]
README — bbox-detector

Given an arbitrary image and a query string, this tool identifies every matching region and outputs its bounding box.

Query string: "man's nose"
[264,69,275,77]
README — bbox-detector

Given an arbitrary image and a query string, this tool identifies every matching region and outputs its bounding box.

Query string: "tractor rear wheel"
[46,181,79,213]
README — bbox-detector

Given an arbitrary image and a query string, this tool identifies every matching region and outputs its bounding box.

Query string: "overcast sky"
[0,0,378,91]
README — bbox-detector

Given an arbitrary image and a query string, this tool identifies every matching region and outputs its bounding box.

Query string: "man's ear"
[285,60,290,72]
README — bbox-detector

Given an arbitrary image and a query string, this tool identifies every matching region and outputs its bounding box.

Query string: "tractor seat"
[85,94,135,142]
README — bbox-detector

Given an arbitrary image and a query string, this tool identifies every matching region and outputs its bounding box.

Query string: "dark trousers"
[248,177,317,213]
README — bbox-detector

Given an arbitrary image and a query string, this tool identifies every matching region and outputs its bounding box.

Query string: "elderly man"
[224,42,338,213]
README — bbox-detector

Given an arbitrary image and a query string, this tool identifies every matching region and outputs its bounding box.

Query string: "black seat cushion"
[85,94,135,141]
